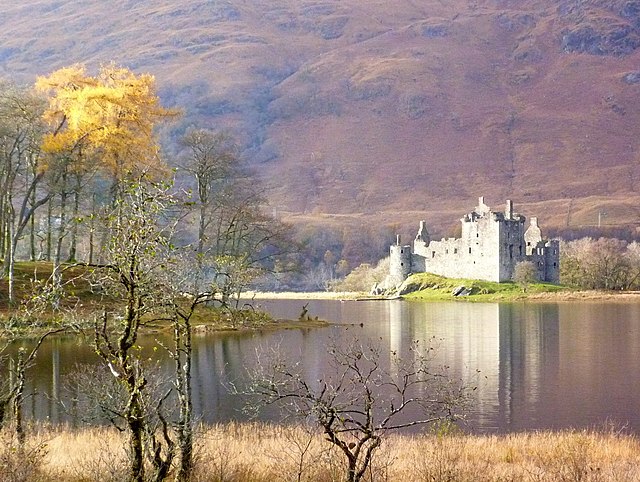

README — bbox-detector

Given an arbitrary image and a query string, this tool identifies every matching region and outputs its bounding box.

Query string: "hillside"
[3,0,640,239]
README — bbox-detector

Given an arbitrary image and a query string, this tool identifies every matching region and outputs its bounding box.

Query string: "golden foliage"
[35,63,179,180]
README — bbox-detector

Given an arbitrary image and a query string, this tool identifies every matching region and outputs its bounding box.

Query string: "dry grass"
[527,290,640,302]
[7,422,637,481]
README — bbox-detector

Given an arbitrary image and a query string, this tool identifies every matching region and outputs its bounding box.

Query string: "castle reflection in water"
[386,301,640,432]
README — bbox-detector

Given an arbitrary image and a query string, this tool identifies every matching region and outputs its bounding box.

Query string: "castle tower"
[389,235,412,285]
[524,217,542,256]
[544,240,560,283]
[497,199,526,281]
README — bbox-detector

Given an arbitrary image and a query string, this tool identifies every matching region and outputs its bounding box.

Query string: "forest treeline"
[0,64,323,301]
[0,64,403,295]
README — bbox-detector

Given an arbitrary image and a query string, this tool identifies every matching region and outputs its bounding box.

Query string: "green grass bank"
[400,272,567,302]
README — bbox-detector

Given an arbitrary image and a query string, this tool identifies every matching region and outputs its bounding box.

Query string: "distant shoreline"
[243,290,640,302]
[525,290,640,302]
[242,291,364,300]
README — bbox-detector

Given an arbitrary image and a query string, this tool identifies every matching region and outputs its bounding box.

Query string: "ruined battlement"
[390,197,560,284]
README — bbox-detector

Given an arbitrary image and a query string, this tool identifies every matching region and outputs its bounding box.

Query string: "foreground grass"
[5,422,640,481]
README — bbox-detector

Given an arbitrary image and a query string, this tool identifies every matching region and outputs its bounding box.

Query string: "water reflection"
[12,300,640,433]
[497,304,559,431]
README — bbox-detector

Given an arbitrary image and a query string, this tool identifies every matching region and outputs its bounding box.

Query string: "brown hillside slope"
[2,0,640,236]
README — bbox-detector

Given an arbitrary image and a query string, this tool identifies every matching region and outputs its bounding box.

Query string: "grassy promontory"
[0,262,331,338]
[5,422,639,481]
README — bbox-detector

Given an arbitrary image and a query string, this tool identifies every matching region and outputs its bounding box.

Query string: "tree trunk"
[29,169,37,261]
[0,193,6,260]
[88,193,96,264]
[197,202,206,256]
[128,403,146,482]
[67,174,81,262]
[46,199,52,262]
[175,315,194,481]
[52,172,68,308]
[7,218,14,305]
[12,350,26,445]
[123,359,146,482]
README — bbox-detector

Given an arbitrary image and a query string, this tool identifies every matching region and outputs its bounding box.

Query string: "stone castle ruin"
[389,197,560,285]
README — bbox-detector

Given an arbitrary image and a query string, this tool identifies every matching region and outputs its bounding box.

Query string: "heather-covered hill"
[3,0,640,238]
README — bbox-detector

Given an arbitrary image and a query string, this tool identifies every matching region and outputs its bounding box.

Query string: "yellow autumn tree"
[35,63,177,191]
[34,64,177,282]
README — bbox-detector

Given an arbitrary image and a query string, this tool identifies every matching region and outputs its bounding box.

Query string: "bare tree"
[179,129,293,304]
[90,178,180,482]
[30,168,290,481]
[561,237,632,290]
[624,241,640,289]
[0,82,57,303]
[247,338,471,482]
[179,129,237,257]
[87,177,218,482]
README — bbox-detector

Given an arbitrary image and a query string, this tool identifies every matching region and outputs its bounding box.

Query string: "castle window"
[454,248,458,254]
[432,251,436,258]
[400,263,404,266]
[519,245,522,256]
[445,249,449,254]
[469,247,472,254]
[553,262,557,268]
[476,233,479,238]
[400,249,404,254]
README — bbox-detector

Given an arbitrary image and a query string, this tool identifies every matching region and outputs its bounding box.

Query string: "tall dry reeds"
[0,428,49,482]
[6,422,639,481]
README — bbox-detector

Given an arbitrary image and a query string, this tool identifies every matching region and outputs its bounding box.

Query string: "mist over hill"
[3,0,640,243]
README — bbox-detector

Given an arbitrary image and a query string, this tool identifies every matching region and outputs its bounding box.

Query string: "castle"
[389,197,560,285]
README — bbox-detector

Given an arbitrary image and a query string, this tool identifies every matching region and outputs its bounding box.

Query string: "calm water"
[13,299,640,433]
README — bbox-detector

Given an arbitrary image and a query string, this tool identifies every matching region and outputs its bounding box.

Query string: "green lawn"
[401,272,567,302]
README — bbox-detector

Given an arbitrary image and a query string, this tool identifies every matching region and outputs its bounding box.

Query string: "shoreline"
[243,289,640,302]
[242,290,364,300]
